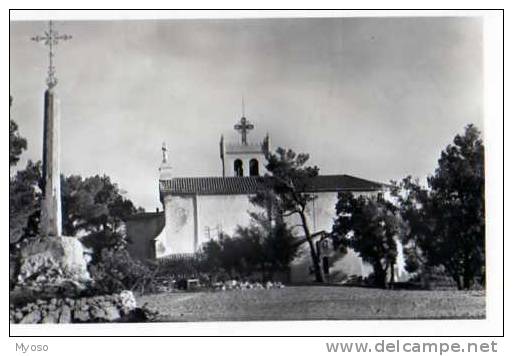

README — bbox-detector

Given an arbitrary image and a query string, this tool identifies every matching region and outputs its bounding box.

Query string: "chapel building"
[126,113,396,283]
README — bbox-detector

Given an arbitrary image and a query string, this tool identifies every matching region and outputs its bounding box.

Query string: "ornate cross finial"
[31,21,72,89]
[234,116,254,145]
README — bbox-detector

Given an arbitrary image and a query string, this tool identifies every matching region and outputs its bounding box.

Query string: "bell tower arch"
[219,112,271,177]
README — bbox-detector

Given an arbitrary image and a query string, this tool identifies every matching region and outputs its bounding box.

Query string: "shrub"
[89,248,158,295]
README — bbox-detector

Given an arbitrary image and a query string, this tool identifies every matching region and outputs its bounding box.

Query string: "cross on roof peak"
[161,141,169,164]
[234,116,254,145]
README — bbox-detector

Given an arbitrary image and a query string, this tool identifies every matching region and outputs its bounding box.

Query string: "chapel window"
[234,159,243,177]
[249,159,259,176]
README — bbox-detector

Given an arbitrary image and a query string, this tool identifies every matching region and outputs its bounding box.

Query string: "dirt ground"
[137,286,485,322]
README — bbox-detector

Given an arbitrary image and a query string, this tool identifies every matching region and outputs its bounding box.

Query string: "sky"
[9,16,483,211]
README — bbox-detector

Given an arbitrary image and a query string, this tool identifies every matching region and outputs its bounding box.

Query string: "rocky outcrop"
[17,235,90,288]
[10,236,156,324]
[10,291,137,324]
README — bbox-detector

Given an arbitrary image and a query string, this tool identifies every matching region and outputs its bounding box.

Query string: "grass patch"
[137,286,485,322]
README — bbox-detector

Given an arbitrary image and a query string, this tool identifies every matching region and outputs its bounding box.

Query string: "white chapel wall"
[284,191,376,235]
[193,191,380,284]
[159,189,408,283]
[197,194,259,246]
[161,195,196,255]
[285,191,382,283]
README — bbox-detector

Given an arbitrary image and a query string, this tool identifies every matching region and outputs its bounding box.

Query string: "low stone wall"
[10,291,136,324]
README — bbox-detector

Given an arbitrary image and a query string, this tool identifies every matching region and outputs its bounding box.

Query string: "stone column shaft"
[41,88,62,237]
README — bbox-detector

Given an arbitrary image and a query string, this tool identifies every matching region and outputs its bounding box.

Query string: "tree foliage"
[332,192,400,288]
[199,238,224,275]
[89,248,158,294]
[10,164,140,258]
[199,233,254,279]
[252,147,324,282]
[262,219,299,273]
[61,175,138,235]
[389,177,432,275]
[198,216,298,281]
[9,160,42,244]
[61,174,141,258]
[9,96,27,167]
[393,124,485,289]
[9,95,37,244]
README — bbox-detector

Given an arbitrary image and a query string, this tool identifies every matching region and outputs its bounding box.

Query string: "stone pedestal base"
[17,235,90,290]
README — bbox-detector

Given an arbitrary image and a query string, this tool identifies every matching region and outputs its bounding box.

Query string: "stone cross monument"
[31,21,72,237]
[16,21,90,290]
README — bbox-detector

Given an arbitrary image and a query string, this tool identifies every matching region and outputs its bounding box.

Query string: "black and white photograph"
[8,10,503,338]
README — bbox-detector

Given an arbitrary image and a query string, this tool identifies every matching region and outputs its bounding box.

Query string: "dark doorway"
[249,159,259,176]
[234,159,243,177]
[322,256,330,275]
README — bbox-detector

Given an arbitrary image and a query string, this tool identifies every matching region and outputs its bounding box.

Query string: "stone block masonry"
[10,291,137,324]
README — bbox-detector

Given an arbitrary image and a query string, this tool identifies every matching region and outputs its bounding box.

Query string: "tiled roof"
[124,211,164,221]
[159,175,385,196]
